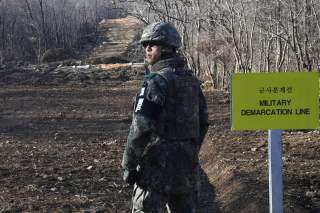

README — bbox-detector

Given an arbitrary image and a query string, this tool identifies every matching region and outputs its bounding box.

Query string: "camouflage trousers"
[131,183,197,213]
[131,140,200,212]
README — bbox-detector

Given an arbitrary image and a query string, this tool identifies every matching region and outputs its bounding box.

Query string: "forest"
[0,0,122,64]
[1,0,320,88]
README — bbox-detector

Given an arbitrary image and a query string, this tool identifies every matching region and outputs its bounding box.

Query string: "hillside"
[86,16,143,64]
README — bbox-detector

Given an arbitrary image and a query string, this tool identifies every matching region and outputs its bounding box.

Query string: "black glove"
[123,169,138,185]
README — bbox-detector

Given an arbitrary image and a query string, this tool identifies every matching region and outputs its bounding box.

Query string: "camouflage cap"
[140,22,182,49]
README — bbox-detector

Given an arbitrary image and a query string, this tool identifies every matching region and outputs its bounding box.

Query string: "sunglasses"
[142,42,161,48]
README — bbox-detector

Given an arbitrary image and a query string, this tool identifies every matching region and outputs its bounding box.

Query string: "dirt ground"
[0,77,217,212]
[0,76,320,212]
[0,81,133,212]
[201,91,320,213]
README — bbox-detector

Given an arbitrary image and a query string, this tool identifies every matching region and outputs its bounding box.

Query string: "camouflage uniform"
[122,22,208,213]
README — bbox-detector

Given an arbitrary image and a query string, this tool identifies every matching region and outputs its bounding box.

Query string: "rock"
[306,191,317,198]
[251,147,258,152]
[76,65,91,69]
[50,187,57,192]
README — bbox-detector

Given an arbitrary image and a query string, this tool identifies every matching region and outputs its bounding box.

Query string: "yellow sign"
[232,72,319,130]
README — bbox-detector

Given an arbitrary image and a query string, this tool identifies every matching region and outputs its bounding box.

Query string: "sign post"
[231,72,319,213]
[268,130,283,213]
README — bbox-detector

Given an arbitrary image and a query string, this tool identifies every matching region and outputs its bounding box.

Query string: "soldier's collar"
[151,55,185,72]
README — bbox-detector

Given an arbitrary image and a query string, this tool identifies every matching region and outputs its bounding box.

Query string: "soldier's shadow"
[197,167,222,213]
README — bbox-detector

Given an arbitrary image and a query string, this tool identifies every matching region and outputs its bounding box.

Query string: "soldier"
[122,22,209,213]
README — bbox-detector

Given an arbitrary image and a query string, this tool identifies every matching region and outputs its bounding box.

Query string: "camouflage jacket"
[121,54,209,173]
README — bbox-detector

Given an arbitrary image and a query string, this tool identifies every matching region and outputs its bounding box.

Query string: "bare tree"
[2,0,320,86]
[0,0,121,63]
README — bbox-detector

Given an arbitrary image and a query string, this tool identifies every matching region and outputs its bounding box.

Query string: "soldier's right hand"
[123,169,138,186]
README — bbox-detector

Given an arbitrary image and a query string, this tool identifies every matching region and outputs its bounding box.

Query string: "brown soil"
[86,16,143,64]
[0,83,134,212]
[1,81,320,212]
[201,90,320,213]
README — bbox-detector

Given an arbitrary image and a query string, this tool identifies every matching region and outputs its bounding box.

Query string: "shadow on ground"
[198,167,222,213]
